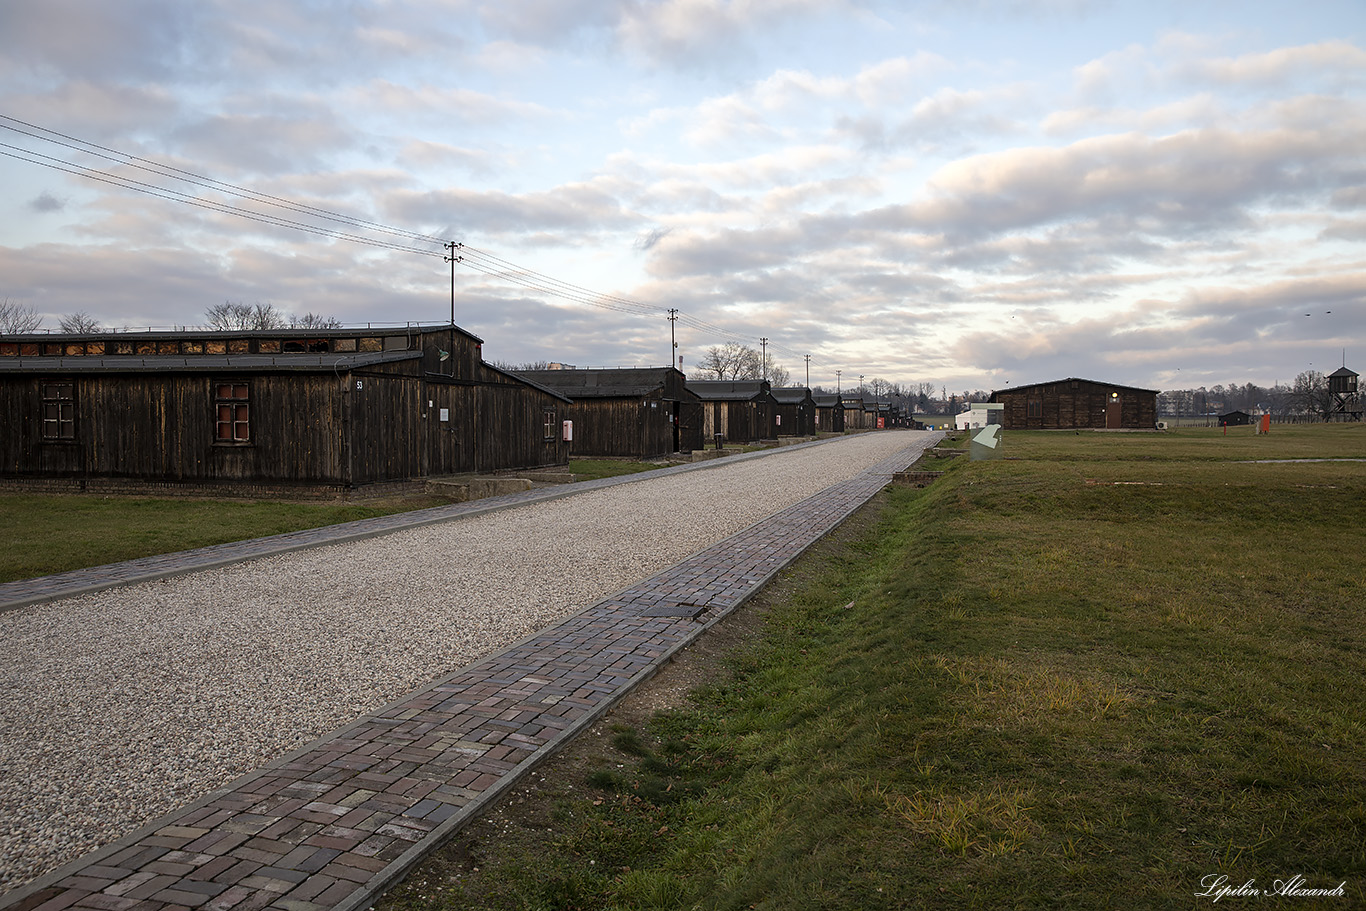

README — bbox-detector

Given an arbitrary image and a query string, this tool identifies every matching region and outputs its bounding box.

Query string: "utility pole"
[444,241,463,376]
[760,337,768,382]
[804,354,810,388]
[443,242,463,326]
[667,308,678,371]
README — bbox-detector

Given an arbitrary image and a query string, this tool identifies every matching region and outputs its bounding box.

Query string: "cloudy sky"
[1,0,1363,393]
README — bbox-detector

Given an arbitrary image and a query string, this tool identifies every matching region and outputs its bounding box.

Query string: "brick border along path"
[2,433,939,911]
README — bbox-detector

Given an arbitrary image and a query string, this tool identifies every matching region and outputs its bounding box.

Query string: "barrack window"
[214,382,251,442]
[42,382,75,440]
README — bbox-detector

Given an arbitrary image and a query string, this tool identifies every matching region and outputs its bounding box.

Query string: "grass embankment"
[384,424,1366,910]
[569,459,666,481]
[0,494,447,583]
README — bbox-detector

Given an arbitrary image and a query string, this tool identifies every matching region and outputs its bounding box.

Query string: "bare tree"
[692,342,788,384]
[1292,370,1332,420]
[766,358,790,387]
[292,312,342,329]
[493,360,552,372]
[0,299,43,333]
[205,302,292,331]
[59,311,101,333]
[692,342,754,380]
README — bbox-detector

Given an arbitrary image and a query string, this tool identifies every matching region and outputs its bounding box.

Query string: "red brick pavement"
[0,436,937,911]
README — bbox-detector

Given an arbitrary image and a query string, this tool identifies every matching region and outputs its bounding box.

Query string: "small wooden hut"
[813,393,845,433]
[686,380,777,443]
[513,367,702,457]
[840,394,867,431]
[770,386,816,436]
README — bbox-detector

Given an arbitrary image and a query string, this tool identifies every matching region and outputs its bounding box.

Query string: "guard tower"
[1328,366,1361,422]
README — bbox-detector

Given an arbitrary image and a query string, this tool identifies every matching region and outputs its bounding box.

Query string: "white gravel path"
[0,432,927,888]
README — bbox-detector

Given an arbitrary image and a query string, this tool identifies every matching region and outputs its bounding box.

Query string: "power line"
[0,144,439,256]
[1,113,836,371]
[0,114,447,250]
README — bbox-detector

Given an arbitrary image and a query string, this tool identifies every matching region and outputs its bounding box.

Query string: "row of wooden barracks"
[0,325,905,495]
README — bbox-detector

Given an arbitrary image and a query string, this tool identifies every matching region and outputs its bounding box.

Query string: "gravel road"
[0,432,930,888]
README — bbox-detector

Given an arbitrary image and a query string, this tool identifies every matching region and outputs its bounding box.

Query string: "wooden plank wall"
[0,373,360,483]
[472,380,568,471]
[2,351,571,488]
[997,381,1157,429]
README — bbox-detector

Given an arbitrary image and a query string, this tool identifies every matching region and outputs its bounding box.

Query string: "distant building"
[914,413,954,431]
[956,403,1004,430]
[686,380,777,443]
[0,325,571,495]
[770,386,816,436]
[1219,411,1253,426]
[990,378,1158,430]
[513,367,702,458]
[812,393,845,433]
[840,394,868,431]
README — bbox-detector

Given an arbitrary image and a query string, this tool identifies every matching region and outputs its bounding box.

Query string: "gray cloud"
[388,183,638,236]
[0,1,200,82]
[634,226,673,251]
[169,108,359,175]
[27,191,66,213]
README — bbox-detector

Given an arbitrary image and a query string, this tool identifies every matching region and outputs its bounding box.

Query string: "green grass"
[383,423,1366,910]
[570,459,666,481]
[0,494,447,582]
[0,458,657,583]
[1002,422,1364,462]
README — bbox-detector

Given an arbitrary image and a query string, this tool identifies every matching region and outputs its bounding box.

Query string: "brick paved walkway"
[1,433,938,911]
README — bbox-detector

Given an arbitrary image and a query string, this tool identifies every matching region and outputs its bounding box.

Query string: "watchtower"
[1328,366,1361,422]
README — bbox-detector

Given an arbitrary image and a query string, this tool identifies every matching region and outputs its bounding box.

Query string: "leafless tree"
[59,311,101,333]
[766,358,790,387]
[292,312,343,329]
[1292,370,1333,420]
[692,342,754,380]
[0,299,43,333]
[493,360,552,372]
[205,302,292,331]
[692,342,788,385]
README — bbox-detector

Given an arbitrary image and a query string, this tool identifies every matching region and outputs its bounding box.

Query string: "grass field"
[0,458,674,582]
[382,424,1366,910]
[568,458,667,481]
[0,493,448,583]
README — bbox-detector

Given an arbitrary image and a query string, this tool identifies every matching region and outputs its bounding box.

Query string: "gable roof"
[991,376,1159,397]
[770,386,814,404]
[0,351,422,373]
[514,367,685,399]
[0,324,485,347]
[687,379,772,401]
